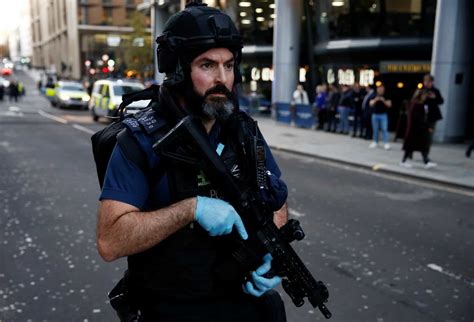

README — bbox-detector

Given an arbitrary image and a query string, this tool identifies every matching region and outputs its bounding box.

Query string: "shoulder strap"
[118,112,171,196]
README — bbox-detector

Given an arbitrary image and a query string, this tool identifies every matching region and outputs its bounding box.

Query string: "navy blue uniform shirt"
[100,121,286,210]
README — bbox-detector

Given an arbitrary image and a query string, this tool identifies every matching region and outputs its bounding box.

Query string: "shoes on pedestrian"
[424,161,437,169]
[384,143,390,150]
[369,142,378,148]
[399,161,412,168]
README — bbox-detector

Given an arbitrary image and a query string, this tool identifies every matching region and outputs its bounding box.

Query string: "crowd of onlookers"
[292,74,446,168]
[0,80,25,102]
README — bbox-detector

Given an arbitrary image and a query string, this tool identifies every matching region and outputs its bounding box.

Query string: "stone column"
[431,0,473,142]
[271,0,302,105]
[152,2,168,85]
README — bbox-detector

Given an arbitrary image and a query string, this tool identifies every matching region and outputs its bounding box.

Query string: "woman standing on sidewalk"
[369,84,391,149]
[400,90,437,169]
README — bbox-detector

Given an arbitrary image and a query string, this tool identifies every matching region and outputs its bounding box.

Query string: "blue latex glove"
[195,196,248,240]
[243,254,282,297]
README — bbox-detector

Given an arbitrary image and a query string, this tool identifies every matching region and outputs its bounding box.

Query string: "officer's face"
[190,48,235,120]
[190,47,235,98]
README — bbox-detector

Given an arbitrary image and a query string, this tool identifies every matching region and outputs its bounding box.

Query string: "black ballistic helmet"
[156,2,243,86]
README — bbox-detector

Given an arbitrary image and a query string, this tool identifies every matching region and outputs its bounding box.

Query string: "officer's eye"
[201,62,213,69]
[225,62,234,70]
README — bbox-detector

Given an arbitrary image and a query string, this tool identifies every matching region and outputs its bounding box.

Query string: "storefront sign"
[107,35,121,47]
[250,67,304,82]
[380,61,431,73]
[338,69,355,85]
[327,68,336,84]
[359,69,375,86]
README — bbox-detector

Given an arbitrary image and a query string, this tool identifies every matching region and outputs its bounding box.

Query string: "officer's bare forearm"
[97,198,196,262]
[273,202,288,229]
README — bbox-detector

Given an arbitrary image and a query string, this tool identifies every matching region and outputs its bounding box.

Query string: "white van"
[89,79,150,121]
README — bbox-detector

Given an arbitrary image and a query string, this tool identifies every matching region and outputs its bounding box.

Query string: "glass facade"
[77,0,151,27]
[313,0,436,41]
[234,0,275,45]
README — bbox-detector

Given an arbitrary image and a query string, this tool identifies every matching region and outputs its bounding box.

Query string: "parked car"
[52,81,90,109]
[1,62,13,76]
[89,79,150,122]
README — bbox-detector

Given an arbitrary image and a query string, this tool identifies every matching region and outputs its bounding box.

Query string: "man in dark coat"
[400,90,437,169]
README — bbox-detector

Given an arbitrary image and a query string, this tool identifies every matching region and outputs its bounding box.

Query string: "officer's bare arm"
[96,198,196,262]
[274,202,288,229]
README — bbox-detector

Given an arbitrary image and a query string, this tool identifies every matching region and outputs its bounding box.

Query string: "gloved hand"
[195,196,248,240]
[243,254,282,297]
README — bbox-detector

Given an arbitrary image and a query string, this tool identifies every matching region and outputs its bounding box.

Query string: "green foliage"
[124,11,153,77]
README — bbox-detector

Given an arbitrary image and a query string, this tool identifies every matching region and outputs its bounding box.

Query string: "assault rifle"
[152,87,331,319]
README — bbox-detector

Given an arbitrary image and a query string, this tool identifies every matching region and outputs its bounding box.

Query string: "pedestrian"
[326,84,340,132]
[351,83,366,137]
[361,85,376,140]
[400,89,438,168]
[18,81,25,97]
[466,143,474,158]
[8,81,19,102]
[369,84,392,149]
[421,74,443,154]
[96,3,288,322]
[337,84,353,134]
[292,83,309,105]
[0,82,4,101]
[315,84,328,130]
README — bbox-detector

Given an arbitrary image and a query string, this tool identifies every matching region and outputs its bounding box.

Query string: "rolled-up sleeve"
[100,144,149,209]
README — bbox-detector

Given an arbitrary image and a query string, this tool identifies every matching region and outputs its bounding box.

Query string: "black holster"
[108,270,142,322]
[260,290,287,322]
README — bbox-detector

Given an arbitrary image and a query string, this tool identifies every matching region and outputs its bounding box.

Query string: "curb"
[269,145,474,193]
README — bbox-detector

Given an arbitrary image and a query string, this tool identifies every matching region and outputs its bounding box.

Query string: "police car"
[52,81,90,109]
[89,79,150,122]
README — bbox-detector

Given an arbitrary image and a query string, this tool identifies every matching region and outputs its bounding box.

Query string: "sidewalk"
[256,117,474,190]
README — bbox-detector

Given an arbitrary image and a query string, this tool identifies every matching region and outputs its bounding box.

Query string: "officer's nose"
[215,64,227,84]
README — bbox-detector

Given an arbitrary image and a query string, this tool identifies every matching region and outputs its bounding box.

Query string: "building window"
[102,7,114,25]
[235,0,274,45]
[314,0,435,40]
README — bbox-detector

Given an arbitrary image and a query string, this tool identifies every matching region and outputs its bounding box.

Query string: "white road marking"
[8,106,21,112]
[427,263,474,287]
[289,208,306,218]
[0,111,24,117]
[72,124,95,135]
[38,110,68,124]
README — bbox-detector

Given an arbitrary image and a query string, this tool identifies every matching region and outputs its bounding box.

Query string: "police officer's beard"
[199,84,235,122]
[202,99,233,122]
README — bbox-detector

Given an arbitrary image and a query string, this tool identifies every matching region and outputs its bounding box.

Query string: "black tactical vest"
[127,112,253,300]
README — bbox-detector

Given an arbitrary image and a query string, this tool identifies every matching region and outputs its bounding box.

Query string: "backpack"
[91,85,161,188]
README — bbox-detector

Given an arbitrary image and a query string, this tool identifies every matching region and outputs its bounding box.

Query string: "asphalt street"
[0,71,473,322]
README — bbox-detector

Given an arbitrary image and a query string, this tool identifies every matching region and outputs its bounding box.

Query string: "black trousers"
[403,150,429,164]
[137,291,286,322]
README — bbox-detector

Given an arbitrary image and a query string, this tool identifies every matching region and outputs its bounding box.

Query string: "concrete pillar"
[152,3,168,85]
[271,0,302,104]
[66,0,80,79]
[431,0,473,142]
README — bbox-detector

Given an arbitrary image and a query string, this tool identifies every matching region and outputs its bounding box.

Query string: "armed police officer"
[96,3,289,321]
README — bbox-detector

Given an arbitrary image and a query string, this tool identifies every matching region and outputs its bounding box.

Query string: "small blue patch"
[216,143,225,156]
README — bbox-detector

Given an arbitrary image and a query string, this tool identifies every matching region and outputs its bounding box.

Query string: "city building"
[8,0,33,66]
[30,0,151,80]
[142,0,473,141]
